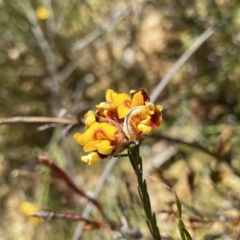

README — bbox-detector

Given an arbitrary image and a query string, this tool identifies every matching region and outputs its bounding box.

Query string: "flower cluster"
[74,88,162,165]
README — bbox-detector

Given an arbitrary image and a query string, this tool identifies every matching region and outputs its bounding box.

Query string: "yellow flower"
[74,88,162,165]
[19,202,43,224]
[74,122,126,165]
[36,6,49,20]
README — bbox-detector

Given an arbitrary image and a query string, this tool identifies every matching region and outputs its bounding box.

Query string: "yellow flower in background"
[74,88,162,165]
[19,202,43,224]
[36,6,49,20]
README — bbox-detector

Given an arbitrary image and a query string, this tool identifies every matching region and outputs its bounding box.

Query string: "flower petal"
[75,122,100,145]
[81,152,102,165]
[113,93,131,118]
[74,133,85,146]
[130,90,145,107]
[137,124,152,135]
[105,89,118,102]
[130,88,150,107]
[145,102,155,114]
[117,104,131,119]
[113,93,131,107]
[96,140,114,155]
[96,102,115,110]
[96,89,118,110]
[97,123,118,140]
[83,140,102,152]
[84,110,96,128]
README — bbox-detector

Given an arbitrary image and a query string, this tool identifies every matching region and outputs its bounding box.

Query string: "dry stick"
[0,116,78,125]
[71,25,218,240]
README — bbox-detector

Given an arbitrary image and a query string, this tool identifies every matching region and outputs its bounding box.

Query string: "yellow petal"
[19,202,43,224]
[74,122,101,146]
[156,105,163,112]
[83,122,117,142]
[95,123,117,141]
[105,89,118,102]
[84,111,96,128]
[137,124,152,135]
[117,104,131,119]
[96,108,116,120]
[140,115,151,125]
[74,133,85,145]
[96,102,115,110]
[130,88,150,106]
[145,102,155,114]
[83,140,102,152]
[81,152,101,165]
[113,93,131,107]
[95,140,114,155]
[112,93,131,118]
[81,122,100,142]
[131,91,145,107]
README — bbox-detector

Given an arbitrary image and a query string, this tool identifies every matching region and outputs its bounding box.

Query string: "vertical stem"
[128,145,161,240]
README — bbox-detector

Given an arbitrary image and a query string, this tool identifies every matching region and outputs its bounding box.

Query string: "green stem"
[128,144,161,240]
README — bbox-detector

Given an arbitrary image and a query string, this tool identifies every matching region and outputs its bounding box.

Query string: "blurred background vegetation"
[0,0,240,239]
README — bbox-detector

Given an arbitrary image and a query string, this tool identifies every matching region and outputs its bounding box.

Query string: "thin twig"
[151,133,219,160]
[43,0,56,39]
[150,26,216,103]
[23,2,59,95]
[0,116,78,125]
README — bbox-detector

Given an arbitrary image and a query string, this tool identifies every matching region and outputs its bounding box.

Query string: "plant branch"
[22,2,59,98]
[151,133,219,159]
[0,116,78,125]
[128,144,162,240]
